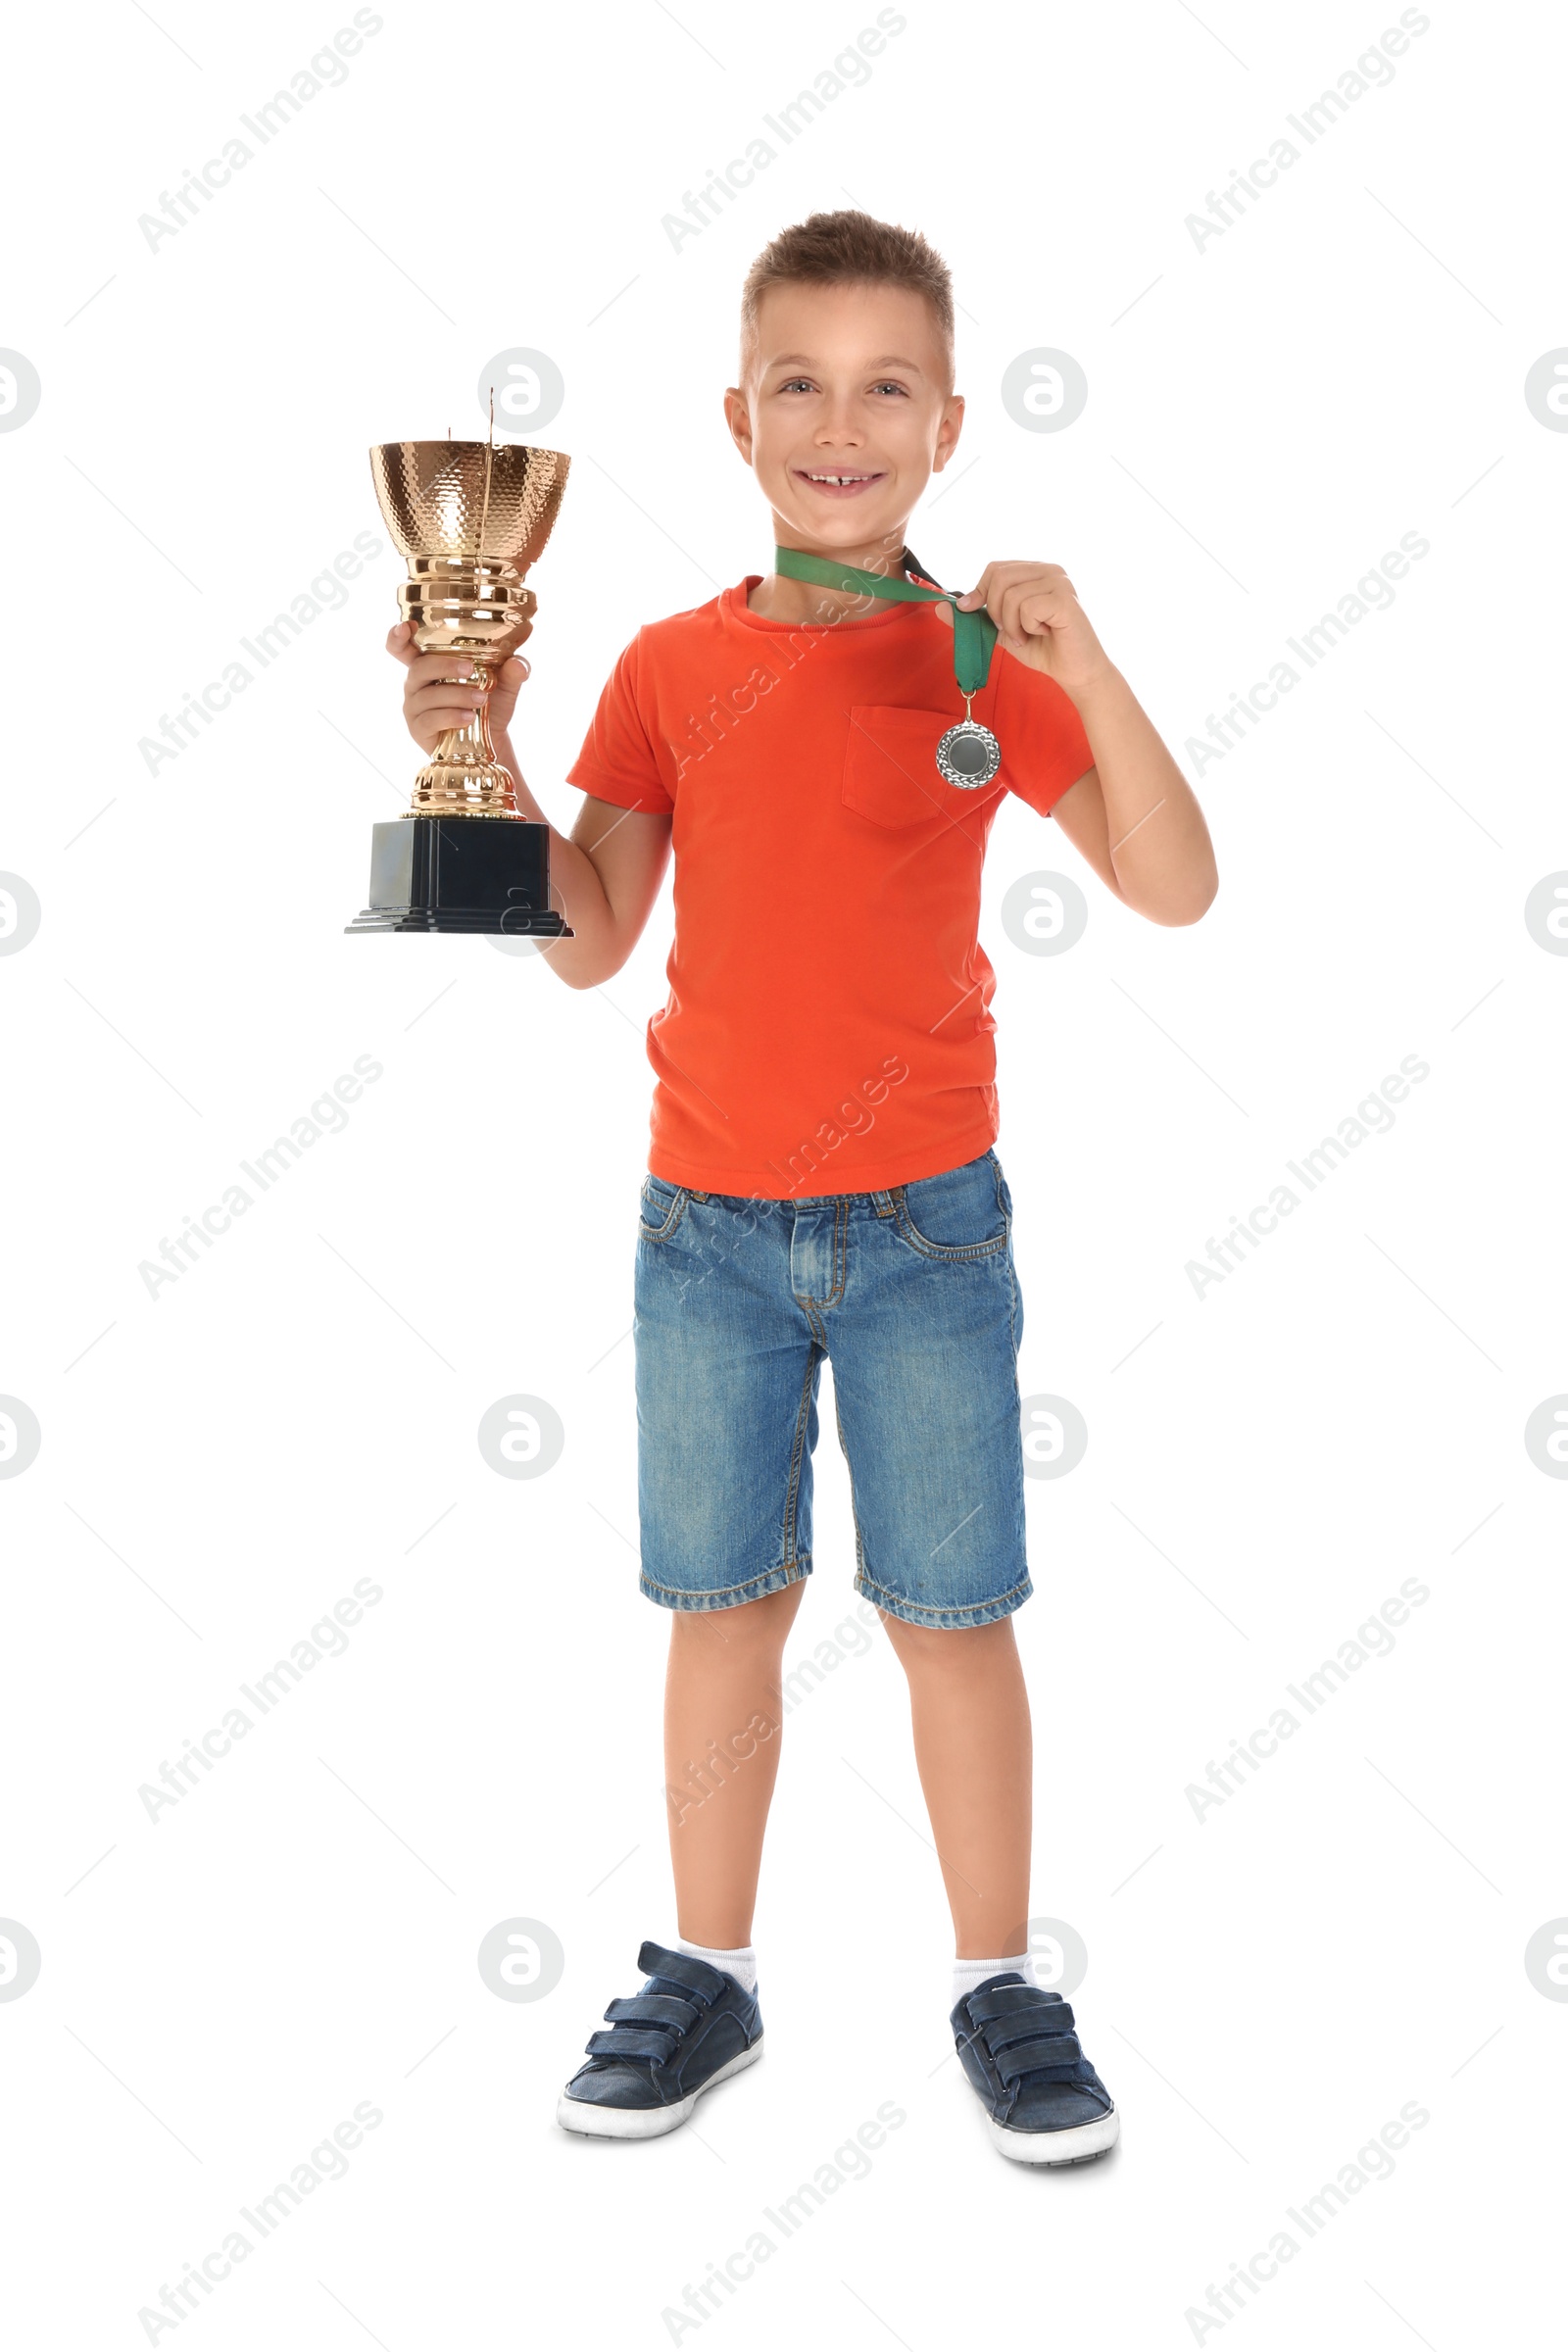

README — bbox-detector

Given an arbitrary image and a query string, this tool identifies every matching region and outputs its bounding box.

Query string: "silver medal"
[935,702,1002,790]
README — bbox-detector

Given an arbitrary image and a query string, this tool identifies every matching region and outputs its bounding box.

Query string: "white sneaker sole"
[556,2036,764,2139]
[987,2102,1120,2166]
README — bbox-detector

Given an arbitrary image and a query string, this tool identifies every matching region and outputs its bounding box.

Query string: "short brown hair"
[739,209,955,383]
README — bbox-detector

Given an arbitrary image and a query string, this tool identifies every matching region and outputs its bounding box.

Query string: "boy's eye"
[775,377,909,396]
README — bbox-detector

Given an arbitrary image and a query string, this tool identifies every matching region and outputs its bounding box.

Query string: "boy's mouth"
[794,467,886,499]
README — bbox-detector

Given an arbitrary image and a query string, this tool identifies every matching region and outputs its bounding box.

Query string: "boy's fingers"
[999,583,1032,641]
[407,688,485,723]
[385,619,416,664]
[409,674,484,700]
[402,652,486,689]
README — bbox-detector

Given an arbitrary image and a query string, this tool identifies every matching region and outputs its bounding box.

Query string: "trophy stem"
[409,663,520,817]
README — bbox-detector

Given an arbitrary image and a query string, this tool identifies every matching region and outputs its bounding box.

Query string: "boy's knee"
[880,1609,1015,1666]
[672,1580,803,1653]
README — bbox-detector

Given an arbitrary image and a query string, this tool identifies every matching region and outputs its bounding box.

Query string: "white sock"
[676,1936,758,1995]
[952,1951,1032,2008]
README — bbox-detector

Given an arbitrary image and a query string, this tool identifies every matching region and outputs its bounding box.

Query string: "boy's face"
[725,281,963,557]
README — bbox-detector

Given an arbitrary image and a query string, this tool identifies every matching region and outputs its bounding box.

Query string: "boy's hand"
[385,618,532,753]
[939,562,1114,700]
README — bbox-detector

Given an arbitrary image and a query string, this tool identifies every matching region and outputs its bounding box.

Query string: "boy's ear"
[932,391,965,471]
[723,384,755,466]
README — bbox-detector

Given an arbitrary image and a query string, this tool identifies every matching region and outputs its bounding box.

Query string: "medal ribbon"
[772,545,997,703]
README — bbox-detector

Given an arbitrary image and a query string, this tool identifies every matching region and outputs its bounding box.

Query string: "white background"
[2,1,1565,2345]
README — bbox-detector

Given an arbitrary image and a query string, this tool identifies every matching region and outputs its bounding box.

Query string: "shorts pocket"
[638,1173,688,1244]
[894,1152,1010,1259]
[842,706,1002,829]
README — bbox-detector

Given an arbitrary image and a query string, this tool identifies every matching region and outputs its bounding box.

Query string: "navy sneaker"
[951,1975,1119,2164]
[556,1939,764,2139]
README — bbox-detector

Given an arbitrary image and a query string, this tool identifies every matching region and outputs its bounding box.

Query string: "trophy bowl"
[373,437,568,574]
[346,437,576,937]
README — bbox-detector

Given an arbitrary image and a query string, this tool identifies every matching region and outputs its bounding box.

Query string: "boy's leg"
[875,1611,1031,1959]
[558,1180,822,2136]
[664,1580,807,1947]
[827,1155,1119,2159]
[827,1152,1036,1958]
[557,1575,804,2139]
[634,1179,824,1949]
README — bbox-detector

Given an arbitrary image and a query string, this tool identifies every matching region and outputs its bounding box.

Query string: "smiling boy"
[391,210,1216,2162]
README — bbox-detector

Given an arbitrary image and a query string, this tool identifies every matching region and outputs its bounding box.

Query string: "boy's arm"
[1046,765,1120,901]
[1046,712,1214,927]
[496,729,672,991]
[1047,676,1216,928]
[952,563,1218,927]
[387,622,671,989]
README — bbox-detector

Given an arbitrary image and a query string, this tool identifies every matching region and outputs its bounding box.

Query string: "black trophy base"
[347,817,574,937]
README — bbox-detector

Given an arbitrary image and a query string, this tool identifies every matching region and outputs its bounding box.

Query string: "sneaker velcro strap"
[984,2011,1078,2055]
[586,2026,679,2066]
[605,1993,701,2032]
[996,2031,1084,2083]
[968,1984,1073,2030]
[636,1940,726,2001]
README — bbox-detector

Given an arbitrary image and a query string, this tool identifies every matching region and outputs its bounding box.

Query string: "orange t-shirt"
[565,576,1095,1199]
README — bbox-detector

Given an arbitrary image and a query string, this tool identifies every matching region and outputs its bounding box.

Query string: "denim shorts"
[633,1148,1031,1630]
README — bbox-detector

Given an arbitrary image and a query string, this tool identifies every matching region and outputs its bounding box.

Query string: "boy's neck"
[748,524,914,624]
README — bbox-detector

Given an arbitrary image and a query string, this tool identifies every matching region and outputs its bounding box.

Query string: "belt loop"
[688,1188,709,1202]
[872,1188,896,1217]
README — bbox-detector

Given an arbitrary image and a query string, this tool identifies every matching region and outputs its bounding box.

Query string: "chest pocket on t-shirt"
[842,706,1003,828]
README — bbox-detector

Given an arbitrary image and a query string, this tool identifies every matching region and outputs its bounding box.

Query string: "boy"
[389,211,1216,2163]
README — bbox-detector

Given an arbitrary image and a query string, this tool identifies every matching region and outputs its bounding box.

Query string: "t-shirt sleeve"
[995,651,1096,819]
[565,631,675,815]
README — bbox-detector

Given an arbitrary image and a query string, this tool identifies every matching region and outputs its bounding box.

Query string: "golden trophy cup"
[347,436,575,936]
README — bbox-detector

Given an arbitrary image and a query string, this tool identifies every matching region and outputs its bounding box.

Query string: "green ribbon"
[773,545,997,702]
